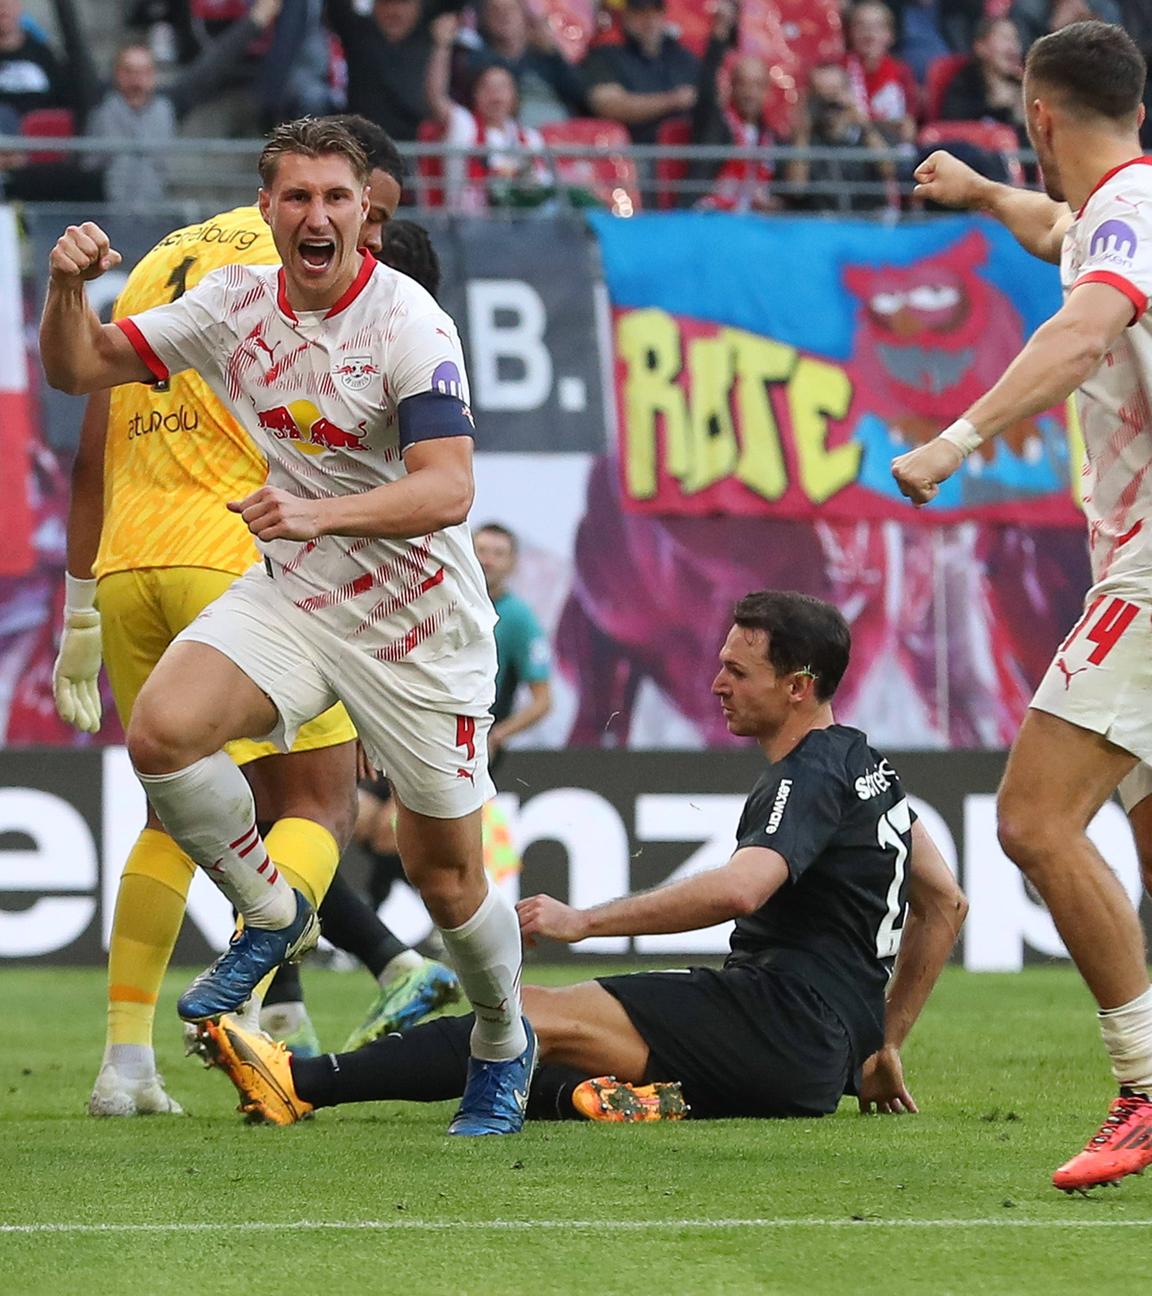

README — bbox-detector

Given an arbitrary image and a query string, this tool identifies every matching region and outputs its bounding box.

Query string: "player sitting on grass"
[193,591,968,1126]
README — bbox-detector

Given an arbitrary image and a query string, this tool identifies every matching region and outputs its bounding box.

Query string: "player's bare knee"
[997,805,1069,877]
[126,704,199,775]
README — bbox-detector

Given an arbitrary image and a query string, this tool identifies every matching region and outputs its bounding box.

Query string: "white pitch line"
[3,1218,1152,1235]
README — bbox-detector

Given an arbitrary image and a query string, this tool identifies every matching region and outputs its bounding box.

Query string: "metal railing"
[0,133,1040,216]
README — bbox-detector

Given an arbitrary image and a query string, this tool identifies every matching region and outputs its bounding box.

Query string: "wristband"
[939,418,983,458]
[64,573,98,613]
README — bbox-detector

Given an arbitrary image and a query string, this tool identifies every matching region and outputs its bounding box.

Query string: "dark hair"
[258,117,370,187]
[325,113,406,188]
[377,219,442,297]
[476,522,518,552]
[732,591,850,702]
[1025,21,1146,121]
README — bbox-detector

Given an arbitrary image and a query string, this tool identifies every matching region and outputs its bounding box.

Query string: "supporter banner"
[1,747,1147,970]
[21,209,607,454]
[0,206,35,577]
[588,212,1082,525]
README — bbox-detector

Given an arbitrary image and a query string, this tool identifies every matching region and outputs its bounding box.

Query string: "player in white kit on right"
[892,21,1152,1190]
[38,118,532,1135]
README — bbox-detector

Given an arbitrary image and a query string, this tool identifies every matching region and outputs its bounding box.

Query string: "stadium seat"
[654,116,691,210]
[918,120,1025,186]
[19,108,75,165]
[415,118,446,209]
[740,0,844,78]
[923,54,971,122]
[662,0,713,56]
[539,118,641,214]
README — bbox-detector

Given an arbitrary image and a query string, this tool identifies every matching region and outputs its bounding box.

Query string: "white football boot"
[87,1063,184,1117]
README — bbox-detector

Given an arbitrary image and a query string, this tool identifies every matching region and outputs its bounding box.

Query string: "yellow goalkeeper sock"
[250,817,340,1001]
[107,829,196,1049]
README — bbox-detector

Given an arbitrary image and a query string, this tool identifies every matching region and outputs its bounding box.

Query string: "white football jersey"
[1062,158,1152,596]
[118,252,495,669]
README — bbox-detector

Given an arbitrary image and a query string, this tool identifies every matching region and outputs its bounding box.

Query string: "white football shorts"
[176,564,496,818]
[1030,587,1152,811]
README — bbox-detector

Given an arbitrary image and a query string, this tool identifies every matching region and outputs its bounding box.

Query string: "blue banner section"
[586,211,1063,362]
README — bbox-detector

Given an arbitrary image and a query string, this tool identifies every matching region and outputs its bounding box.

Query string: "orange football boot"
[572,1076,688,1122]
[195,1015,313,1126]
[1053,1090,1152,1191]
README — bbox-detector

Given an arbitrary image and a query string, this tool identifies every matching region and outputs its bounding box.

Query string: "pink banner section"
[0,206,34,578]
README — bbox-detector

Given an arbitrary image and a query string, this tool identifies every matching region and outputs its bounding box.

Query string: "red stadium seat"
[919,120,1025,186]
[654,116,691,210]
[190,0,248,18]
[740,0,843,81]
[923,54,970,122]
[19,107,75,164]
[662,0,713,57]
[415,118,446,209]
[540,118,641,214]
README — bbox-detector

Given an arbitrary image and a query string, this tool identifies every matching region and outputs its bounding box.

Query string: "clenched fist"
[228,487,329,542]
[49,222,122,284]
[912,150,991,212]
[891,438,965,507]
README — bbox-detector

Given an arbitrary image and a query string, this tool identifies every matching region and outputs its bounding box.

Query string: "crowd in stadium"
[1,0,1150,209]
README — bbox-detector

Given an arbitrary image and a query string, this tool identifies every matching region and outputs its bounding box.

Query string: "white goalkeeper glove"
[53,573,103,734]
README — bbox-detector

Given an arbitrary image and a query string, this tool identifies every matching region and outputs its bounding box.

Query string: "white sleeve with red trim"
[1073,188,1152,324]
[113,272,228,384]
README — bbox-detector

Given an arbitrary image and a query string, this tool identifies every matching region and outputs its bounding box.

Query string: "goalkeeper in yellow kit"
[55,117,461,1117]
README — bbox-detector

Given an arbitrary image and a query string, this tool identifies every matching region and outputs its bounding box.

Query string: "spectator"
[939,17,1025,140]
[324,0,465,142]
[84,0,283,207]
[1011,0,1124,47]
[691,0,777,212]
[0,0,67,117]
[473,523,552,762]
[896,0,950,81]
[786,62,894,213]
[580,0,698,146]
[260,0,338,124]
[463,0,586,128]
[844,1,917,146]
[424,11,551,211]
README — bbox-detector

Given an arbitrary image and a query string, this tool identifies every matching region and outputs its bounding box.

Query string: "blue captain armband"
[398,390,476,450]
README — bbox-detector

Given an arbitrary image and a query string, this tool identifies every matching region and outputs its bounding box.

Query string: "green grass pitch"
[3,962,1152,1294]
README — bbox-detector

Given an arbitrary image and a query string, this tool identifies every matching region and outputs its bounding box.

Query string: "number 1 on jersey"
[875,798,911,959]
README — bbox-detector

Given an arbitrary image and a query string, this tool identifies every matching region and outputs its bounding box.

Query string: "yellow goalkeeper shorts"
[97,566,356,764]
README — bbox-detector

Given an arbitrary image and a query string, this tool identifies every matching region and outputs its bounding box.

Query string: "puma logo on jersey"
[856,759,896,800]
[1056,656,1089,691]
[765,780,792,835]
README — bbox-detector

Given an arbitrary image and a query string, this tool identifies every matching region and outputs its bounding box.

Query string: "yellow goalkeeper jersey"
[95,207,278,579]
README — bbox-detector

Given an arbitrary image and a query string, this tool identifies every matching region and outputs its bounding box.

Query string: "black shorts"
[597,964,853,1119]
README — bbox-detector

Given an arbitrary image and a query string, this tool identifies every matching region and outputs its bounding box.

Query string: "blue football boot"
[447,1019,537,1136]
[177,890,319,1022]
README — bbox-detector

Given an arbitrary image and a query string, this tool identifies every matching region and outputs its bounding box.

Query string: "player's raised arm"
[40,223,153,394]
[517,847,790,943]
[858,819,967,1115]
[914,150,1073,265]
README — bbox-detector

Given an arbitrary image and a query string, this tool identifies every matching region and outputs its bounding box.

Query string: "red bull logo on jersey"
[333,354,379,392]
[256,400,370,455]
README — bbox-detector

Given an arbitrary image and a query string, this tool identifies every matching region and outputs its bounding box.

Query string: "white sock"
[105,1043,154,1081]
[439,881,526,1062]
[379,949,424,985]
[136,752,296,930]
[260,1001,308,1036]
[1099,986,1152,1093]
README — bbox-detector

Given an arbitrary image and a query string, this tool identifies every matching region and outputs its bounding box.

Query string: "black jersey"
[726,725,914,1062]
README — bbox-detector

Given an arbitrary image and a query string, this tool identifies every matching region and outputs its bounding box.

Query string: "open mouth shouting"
[298,237,337,276]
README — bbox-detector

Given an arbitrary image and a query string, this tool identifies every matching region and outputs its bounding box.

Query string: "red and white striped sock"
[136,752,296,930]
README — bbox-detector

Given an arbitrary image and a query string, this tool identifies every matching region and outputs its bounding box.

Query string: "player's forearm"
[962,312,1112,443]
[319,464,473,539]
[882,892,967,1049]
[581,865,769,939]
[976,181,1069,264]
[40,282,107,394]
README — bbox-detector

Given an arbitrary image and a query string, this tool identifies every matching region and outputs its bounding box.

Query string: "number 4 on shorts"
[1061,596,1140,666]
